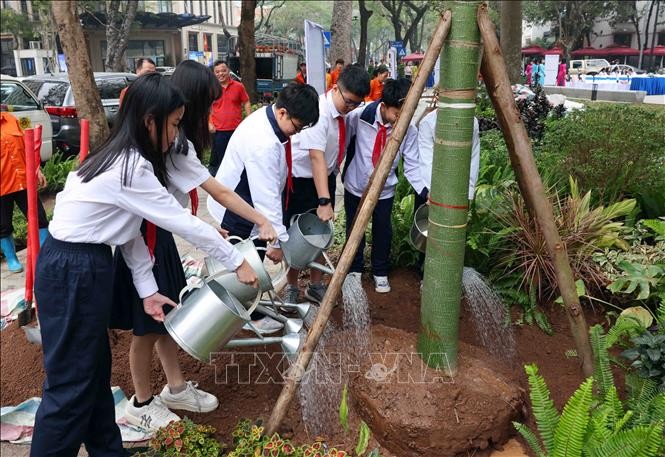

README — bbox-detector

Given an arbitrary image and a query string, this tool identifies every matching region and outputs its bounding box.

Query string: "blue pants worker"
[31,236,125,457]
[344,190,394,276]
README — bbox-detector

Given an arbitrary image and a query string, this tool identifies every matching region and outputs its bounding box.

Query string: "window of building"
[20,0,28,15]
[217,34,228,57]
[157,1,172,13]
[188,32,199,52]
[203,33,212,52]
[20,58,36,77]
[658,32,665,46]
[101,40,166,70]
[614,33,632,46]
[0,38,17,76]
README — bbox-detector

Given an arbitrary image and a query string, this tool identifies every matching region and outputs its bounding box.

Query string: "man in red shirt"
[209,60,252,176]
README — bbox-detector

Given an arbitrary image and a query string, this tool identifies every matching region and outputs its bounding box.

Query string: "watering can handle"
[305,208,335,249]
[227,235,245,244]
[178,280,203,304]
[242,293,264,339]
[289,213,300,227]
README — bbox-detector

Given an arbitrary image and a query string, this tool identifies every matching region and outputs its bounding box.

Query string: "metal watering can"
[165,279,260,363]
[204,236,281,304]
[408,203,429,253]
[282,210,336,275]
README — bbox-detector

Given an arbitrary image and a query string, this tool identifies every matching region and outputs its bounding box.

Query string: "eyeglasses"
[337,85,362,108]
[288,116,310,134]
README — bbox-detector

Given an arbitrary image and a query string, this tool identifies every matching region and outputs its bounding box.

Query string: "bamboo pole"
[264,11,453,436]
[477,3,594,377]
[418,0,481,375]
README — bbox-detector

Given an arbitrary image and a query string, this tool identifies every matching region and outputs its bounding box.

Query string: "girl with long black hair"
[30,73,259,457]
[111,61,277,431]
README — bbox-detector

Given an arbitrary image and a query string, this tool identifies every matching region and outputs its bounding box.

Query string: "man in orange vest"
[365,65,389,102]
[0,112,49,272]
[295,62,307,84]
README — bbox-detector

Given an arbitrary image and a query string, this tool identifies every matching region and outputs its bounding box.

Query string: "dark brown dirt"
[351,325,524,457]
[1,267,611,455]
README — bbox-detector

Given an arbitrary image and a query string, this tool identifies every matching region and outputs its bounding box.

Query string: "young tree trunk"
[477,4,594,378]
[418,1,481,376]
[264,11,452,436]
[239,0,257,103]
[500,0,522,84]
[330,0,352,65]
[104,0,138,72]
[358,0,373,67]
[642,0,656,69]
[52,1,109,148]
[648,0,660,70]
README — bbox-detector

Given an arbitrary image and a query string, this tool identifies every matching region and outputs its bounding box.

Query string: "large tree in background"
[357,0,374,67]
[255,0,286,33]
[500,1,522,84]
[104,0,138,71]
[379,0,430,52]
[330,0,353,66]
[523,1,611,54]
[52,1,109,147]
[239,0,257,103]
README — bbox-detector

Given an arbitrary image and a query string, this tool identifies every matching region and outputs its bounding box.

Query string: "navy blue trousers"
[209,130,234,177]
[344,190,394,276]
[31,236,124,457]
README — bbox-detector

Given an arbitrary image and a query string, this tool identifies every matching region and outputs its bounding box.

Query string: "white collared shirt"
[343,103,426,200]
[166,139,210,208]
[207,106,289,243]
[49,150,244,298]
[291,91,343,178]
[417,110,480,200]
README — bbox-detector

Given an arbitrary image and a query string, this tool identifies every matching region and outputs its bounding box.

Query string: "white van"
[568,59,611,75]
[0,74,53,161]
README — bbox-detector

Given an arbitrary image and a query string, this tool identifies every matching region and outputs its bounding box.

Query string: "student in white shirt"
[111,61,277,432]
[343,78,427,293]
[30,74,259,457]
[415,109,480,276]
[284,65,370,304]
[207,82,320,332]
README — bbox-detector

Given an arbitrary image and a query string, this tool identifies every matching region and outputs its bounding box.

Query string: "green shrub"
[539,104,665,216]
[41,151,77,193]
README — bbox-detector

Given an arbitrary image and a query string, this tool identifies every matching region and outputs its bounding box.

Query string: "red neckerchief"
[336,116,346,167]
[371,122,388,167]
[284,139,293,209]
[146,191,198,260]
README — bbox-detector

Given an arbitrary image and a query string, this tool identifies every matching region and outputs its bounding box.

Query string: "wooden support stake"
[265,11,453,435]
[477,3,593,377]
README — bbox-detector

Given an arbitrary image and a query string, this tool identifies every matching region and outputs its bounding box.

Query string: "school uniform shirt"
[49,150,244,298]
[417,110,480,200]
[207,105,289,244]
[166,139,210,207]
[291,91,343,178]
[343,101,426,200]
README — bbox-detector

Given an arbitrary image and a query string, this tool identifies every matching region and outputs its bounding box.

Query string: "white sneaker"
[249,316,284,335]
[347,272,362,280]
[159,381,219,413]
[373,275,391,293]
[124,395,180,432]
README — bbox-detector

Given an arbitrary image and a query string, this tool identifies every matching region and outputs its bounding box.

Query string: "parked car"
[22,72,136,155]
[568,59,611,75]
[0,74,54,161]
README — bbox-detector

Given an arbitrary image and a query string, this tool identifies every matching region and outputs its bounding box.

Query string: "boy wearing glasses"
[343,78,427,293]
[207,83,319,332]
[283,65,370,304]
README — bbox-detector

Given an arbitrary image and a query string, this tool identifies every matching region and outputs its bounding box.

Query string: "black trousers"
[208,130,235,177]
[344,190,394,276]
[0,190,48,238]
[31,236,124,457]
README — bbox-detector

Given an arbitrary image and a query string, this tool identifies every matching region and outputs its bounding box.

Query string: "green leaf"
[339,384,349,433]
[556,279,586,304]
[513,422,546,457]
[525,364,560,454]
[355,421,371,456]
[551,377,594,457]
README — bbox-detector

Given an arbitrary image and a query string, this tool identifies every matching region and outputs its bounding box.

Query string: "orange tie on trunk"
[145,190,199,260]
[336,116,346,167]
[371,123,388,167]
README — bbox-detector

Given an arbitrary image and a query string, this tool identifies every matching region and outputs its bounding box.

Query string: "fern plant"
[515,363,665,457]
